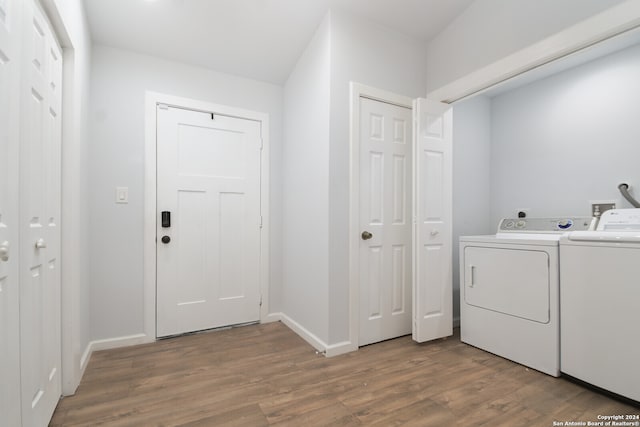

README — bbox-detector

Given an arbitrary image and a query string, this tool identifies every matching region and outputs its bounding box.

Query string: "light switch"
[116,187,128,204]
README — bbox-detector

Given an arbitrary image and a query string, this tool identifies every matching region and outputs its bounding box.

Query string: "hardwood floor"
[51,322,638,426]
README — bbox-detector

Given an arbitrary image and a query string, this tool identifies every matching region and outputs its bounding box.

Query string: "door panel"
[418,245,444,317]
[412,98,453,343]
[0,0,22,424]
[359,98,412,346]
[20,0,62,425]
[464,247,550,323]
[561,244,640,401]
[157,106,262,338]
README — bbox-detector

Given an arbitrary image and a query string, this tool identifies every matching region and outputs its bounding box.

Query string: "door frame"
[348,83,413,351]
[144,91,270,340]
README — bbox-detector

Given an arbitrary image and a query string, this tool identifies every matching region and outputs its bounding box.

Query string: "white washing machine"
[460,217,593,377]
[561,209,640,402]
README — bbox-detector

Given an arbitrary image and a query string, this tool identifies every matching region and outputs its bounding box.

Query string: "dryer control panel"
[498,217,593,233]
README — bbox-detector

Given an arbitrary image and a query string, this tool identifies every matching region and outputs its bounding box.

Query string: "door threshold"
[157,321,260,340]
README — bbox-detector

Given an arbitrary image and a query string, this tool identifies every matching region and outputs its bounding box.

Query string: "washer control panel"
[597,209,640,231]
[498,217,593,233]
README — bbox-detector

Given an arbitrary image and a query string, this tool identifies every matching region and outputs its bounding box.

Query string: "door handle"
[35,238,47,249]
[161,211,171,228]
[467,265,476,287]
[0,241,9,262]
[361,231,373,240]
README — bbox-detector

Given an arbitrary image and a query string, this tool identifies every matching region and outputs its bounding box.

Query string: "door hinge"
[259,295,263,307]
[158,103,169,110]
[258,215,263,228]
[259,138,264,150]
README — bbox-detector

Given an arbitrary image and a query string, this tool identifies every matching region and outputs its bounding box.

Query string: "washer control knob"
[515,220,526,229]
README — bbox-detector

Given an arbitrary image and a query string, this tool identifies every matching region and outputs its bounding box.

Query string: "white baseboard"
[84,316,363,363]
[88,333,152,353]
[325,341,357,357]
[271,312,357,358]
[79,342,92,372]
[63,336,149,397]
[61,342,93,397]
[262,312,282,324]
[273,313,327,354]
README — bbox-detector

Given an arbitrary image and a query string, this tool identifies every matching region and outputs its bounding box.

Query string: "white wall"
[281,15,332,343]
[89,46,283,340]
[490,43,640,223]
[451,95,492,322]
[279,9,429,347]
[44,0,93,395]
[328,9,428,344]
[426,0,626,93]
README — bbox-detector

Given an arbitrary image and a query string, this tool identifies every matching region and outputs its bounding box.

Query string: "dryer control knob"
[557,219,573,230]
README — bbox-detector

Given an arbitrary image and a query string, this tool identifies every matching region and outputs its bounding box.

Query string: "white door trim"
[348,83,413,353]
[428,1,640,103]
[144,91,270,340]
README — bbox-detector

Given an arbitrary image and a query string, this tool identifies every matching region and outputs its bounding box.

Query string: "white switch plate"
[116,187,128,204]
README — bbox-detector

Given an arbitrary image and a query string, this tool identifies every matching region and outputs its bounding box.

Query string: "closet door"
[19,0,63,425]
[412,98,453,343]
[0,0,23,425]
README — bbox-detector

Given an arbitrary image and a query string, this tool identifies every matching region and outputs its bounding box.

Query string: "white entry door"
[0,0,22,425]
[358,97,413,346]
[156,106,262,338]
[412,98,453,343]
[19,0,63,425]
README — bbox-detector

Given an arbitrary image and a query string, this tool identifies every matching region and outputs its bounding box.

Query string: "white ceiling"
[83,0,474,85]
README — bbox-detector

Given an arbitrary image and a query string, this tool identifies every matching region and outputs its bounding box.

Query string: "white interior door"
[0,0,23,425]
[412,98,453,343]
[156,106,262,338]
[20,0,63,424]
[358,97,412,346]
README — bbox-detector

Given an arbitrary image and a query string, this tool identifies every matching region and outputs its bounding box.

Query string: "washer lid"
[565,231,640,243]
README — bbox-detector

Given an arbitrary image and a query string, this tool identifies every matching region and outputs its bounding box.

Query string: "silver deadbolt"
[361,231,373,240]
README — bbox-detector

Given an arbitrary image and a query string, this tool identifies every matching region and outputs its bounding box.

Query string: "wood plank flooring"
[50,322,638,426]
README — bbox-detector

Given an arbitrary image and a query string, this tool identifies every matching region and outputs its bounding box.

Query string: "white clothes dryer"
[460,217,593,377]
[560,208,640,402]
